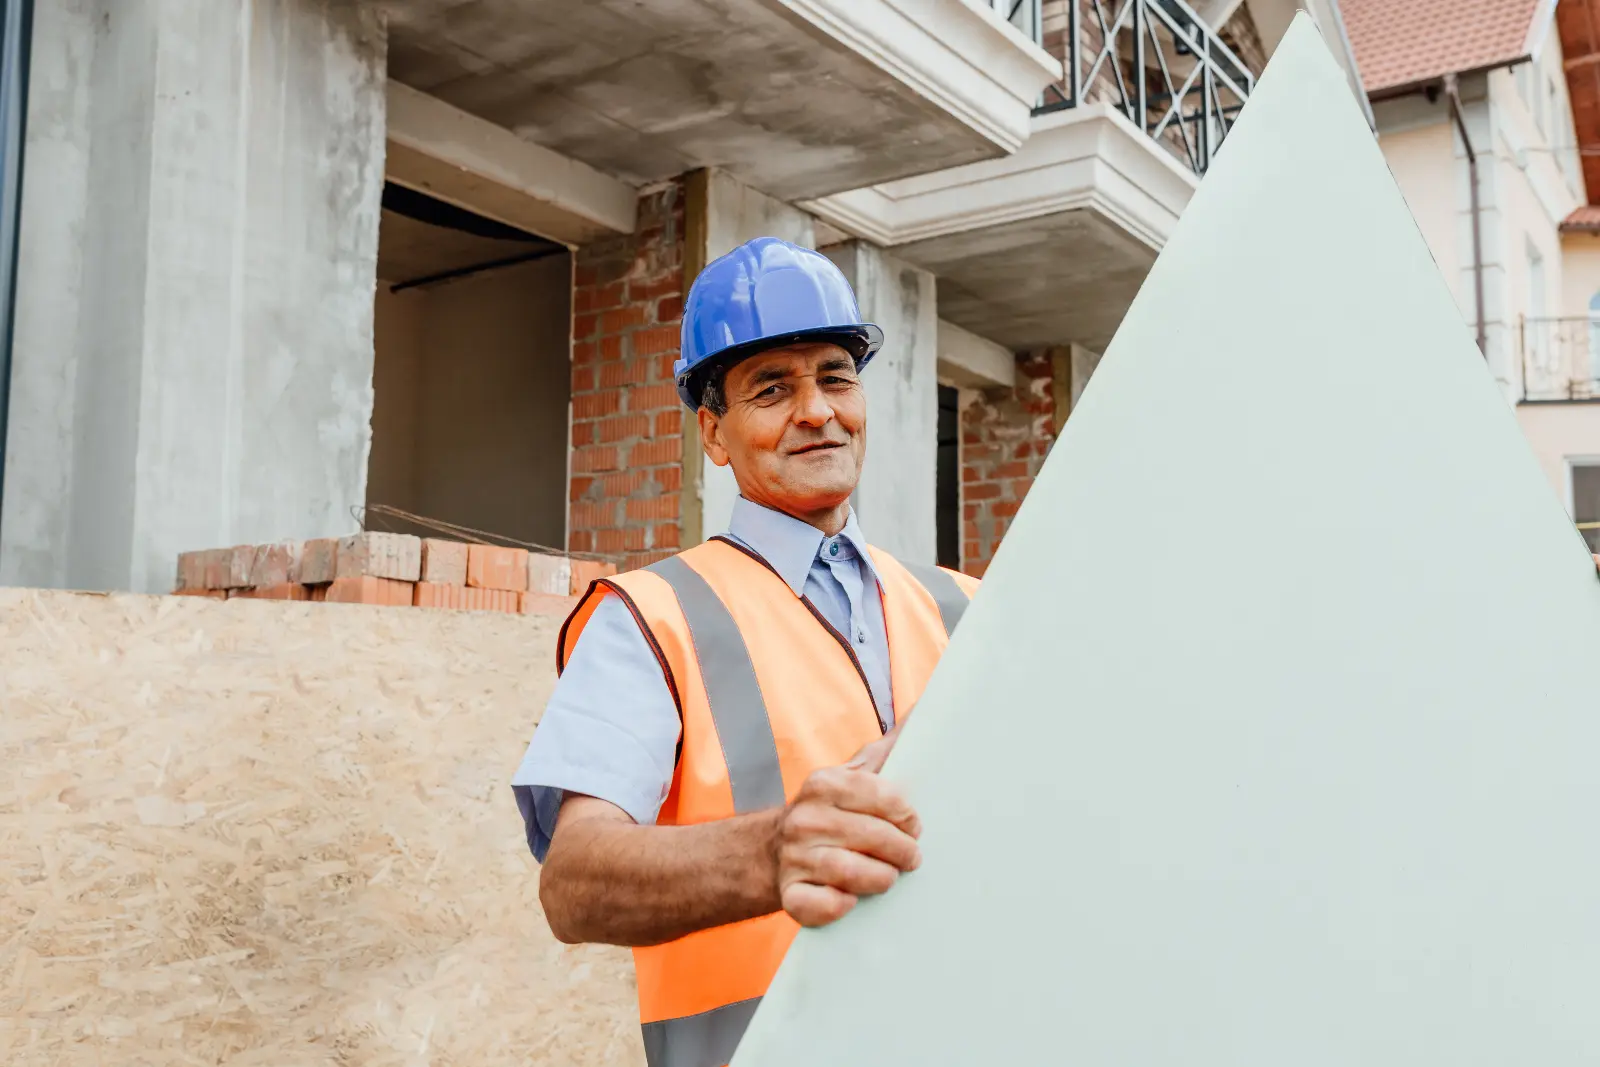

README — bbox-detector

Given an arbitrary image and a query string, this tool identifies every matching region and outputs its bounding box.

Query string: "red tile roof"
[1341,0,1547,95]
[1559,0,1600,204]
[1561,205,1600,232]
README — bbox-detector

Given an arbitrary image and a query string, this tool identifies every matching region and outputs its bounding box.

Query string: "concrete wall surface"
[0,0,94,590]
[825,240,939,564]
[370,256,573,548]
[697,171,816,539]
[1516,402,1600,509]
[1,0,388,594]
[0,587,640,1066]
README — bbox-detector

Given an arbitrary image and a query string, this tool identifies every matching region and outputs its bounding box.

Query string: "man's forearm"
[541,804,784,947]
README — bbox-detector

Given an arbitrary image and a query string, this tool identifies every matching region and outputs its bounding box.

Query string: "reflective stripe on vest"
[645,555,785,814]
[558,541,977,1067]
[641,997,762,1067]
[901,561,969,636]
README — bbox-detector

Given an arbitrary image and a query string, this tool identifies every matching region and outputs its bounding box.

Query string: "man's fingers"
[779,843,903,924]
[833,810,921,870]
[809,845,902,897]
[805,768,920,836]
[781,808,921,873]
[846,730,895,773]
[781,882,857,928]
[848,718,912,773]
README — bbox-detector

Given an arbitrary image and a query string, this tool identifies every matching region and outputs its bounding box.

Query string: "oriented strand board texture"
[0,589,640,1066]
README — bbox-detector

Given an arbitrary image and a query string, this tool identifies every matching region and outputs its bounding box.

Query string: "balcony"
[1036,0,1254,177]
[981,0,1256,176]
[376,0,1062,203]
[1517,317,1600,403]
[809,0,1258,352]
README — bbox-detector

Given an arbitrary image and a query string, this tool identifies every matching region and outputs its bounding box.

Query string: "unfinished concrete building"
[0,0,1367,593]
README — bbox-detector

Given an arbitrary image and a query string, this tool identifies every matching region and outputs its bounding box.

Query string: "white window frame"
[1567,455,1600,520]
[1517,62,1535,112]
[1544,73,1559,139]
[1526,240,1549,373]
[1589,292,1600,386]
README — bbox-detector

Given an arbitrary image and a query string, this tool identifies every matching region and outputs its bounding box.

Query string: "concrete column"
[825,241,939,564]
[687,169,816,541]
[0,0,386,593]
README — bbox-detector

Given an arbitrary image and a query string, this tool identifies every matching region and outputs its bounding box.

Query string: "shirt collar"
[726,496,879,597]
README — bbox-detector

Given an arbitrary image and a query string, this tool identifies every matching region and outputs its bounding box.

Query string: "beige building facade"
[1350,0,1600,552]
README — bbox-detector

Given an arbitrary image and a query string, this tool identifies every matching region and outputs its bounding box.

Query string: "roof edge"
[1365,56,1531,102]
[1560,207,1600,234]
[1523,0,1560,59]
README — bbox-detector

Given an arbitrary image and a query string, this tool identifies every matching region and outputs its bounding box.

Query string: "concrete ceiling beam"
[384,82,638,247]
[937,320,1016,390]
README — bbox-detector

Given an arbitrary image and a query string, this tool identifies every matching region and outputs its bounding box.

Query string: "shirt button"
[829,542,839,556]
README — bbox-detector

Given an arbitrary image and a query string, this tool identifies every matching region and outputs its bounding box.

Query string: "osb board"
[0,589,640,1066]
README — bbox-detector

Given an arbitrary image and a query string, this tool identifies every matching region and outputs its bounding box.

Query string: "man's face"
[699,342,867,519]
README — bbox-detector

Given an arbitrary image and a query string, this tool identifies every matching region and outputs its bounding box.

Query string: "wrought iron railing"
[989,0,1044,45]
[1035,0,1254,176]
[1518,317,1600,402]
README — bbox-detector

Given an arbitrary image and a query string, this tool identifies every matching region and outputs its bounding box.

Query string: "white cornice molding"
[770,0,1063,153]
[803,105,1198,249]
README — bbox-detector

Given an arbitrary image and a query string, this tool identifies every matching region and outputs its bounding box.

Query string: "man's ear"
[699,407,732,468]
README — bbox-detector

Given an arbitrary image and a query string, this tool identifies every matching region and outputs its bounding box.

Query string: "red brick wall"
[960,353,1058,577]
[568,183,688,570]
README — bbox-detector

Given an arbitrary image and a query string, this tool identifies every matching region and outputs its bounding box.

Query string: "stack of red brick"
[174,534,617,615]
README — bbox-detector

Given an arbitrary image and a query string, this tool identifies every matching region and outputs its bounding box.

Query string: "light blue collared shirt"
[510,497,893,861]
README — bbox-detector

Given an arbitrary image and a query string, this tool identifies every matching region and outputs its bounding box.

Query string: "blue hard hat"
[675,236,883,408]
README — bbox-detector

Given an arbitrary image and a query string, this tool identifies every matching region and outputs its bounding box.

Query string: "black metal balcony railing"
[992,0,1253,177]
[1518,317,1600,402]
[990,0,1043,47]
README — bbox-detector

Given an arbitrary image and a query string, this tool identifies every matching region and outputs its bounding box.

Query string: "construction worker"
[511,236,977,1067]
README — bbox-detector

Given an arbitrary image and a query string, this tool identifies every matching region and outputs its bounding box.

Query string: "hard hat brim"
[676,323,884,409]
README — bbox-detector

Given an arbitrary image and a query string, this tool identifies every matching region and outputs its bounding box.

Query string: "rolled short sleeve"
[510,592,681,862]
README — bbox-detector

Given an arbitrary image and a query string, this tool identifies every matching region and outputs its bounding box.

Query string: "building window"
[1572,461,1600,554]
[1546,75,1560,141]
[936,384,960,569]
[1588,292,1600,388]
[1526,241,1548,372]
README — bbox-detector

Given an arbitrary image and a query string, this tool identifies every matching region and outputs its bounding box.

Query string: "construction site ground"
[1,588,638,1065]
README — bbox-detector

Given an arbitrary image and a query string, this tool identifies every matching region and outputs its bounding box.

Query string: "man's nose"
[791,378,835,427]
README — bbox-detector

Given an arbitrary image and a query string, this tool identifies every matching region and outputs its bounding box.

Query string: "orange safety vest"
[557,535,977,1067]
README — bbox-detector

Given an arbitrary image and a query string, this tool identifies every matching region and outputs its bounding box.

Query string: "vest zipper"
[796,595,886,736]
[710,535,887,736]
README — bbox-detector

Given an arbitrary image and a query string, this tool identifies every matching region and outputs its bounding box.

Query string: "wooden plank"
[0,590,638,1065]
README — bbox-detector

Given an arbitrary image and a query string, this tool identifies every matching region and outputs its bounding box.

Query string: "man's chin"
[773,473,858,512]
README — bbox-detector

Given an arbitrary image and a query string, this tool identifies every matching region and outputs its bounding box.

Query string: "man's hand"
[772,723,923,927]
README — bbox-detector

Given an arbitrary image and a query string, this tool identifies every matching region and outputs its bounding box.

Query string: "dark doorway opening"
[370,183,573,548]
[936,385,959,569]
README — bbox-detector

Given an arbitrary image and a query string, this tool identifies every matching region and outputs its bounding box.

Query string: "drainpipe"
[1444,73,1487,358]
[0,0,31,541]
